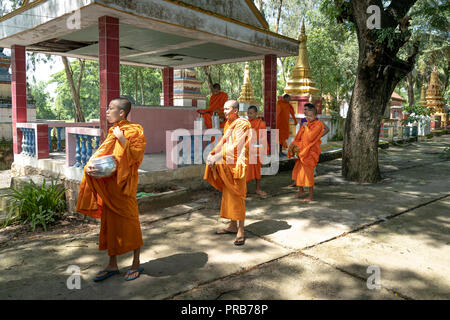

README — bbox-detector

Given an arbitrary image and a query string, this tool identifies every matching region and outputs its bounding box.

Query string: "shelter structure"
[0,0,298,191]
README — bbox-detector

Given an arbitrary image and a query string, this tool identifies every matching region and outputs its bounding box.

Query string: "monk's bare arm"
[289,106,298,125]
[322,123,330,137]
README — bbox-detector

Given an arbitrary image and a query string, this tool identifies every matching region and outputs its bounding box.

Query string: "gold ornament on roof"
[284,20,319,97]
[238,62,258,105]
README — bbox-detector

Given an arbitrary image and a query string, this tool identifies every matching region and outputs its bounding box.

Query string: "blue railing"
[20,128,35,157]
[48,127,65,152]
[72,134,100,168]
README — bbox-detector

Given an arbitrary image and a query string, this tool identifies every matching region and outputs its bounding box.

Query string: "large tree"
[325,0,422,182]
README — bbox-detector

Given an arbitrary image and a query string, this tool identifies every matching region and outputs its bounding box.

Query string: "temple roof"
[390,92,406,107]
[0,0,297,68]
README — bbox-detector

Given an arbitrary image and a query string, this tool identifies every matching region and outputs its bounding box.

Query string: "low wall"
[128,105,198,154]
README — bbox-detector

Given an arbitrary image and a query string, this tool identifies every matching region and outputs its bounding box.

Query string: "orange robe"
[76,120,146,256]
[197,91,228,128]
[246,118,268,182]
[204,114,251,221]
[287,120,324,187]
[276,100,298,148]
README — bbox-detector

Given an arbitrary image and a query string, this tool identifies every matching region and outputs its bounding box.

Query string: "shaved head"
[223,100,239,120]
[224,100,239,109]
[111,97,132,118]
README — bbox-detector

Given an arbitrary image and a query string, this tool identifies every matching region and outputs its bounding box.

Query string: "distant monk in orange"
[276,94,298,156]
[204,100,251,245]
[76,97,146,282]
[197,83,228,128]
[246,105,268,197]
[287,103,324,203]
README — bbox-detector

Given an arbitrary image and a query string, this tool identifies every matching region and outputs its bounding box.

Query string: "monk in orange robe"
[246,105,268,197]
[287,103,324,202]
[76,97,146,281]
[197,83,228,129]
[204,100,251,245]
[276,94,298,155]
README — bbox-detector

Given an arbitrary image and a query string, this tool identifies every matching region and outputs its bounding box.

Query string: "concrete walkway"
[0,135,449,299]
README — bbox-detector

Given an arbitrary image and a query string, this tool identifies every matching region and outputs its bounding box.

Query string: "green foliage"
[401,104,432,125]
[119,65,162,106]
[373,27,405,51]
[30,81,57,120]
[425,133,434,139]
[2,179,66,231]
[50,59,100,121]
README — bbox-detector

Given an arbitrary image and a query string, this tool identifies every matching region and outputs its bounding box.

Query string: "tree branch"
[76,59,85,97]
[386,0,418,23]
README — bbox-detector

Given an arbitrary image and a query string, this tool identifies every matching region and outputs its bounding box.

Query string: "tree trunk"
[406,71,415,106]
[280,57,287,85]
[256,0,263,12]
[134,67,138,103]
[274,0,283,33]
[62,56,85,122]
[341,0,419,183]
[139,68,145,105]
[202,66,214,93]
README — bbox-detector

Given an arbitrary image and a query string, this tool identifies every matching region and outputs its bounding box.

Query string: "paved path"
[0,135,449,299]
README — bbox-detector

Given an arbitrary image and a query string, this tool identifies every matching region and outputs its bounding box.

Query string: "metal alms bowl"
[88,155,117,178]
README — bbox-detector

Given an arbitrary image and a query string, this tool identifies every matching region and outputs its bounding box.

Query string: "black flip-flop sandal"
[234,236,245,246]
[215,229,237,235]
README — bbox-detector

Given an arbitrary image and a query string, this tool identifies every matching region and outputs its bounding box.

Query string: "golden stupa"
[238,62,258,105]
[426,66,447,128]
[284,20,319,97]
[419,83,427,107]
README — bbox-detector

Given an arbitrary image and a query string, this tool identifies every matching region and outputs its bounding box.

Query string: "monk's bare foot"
[288,182,296,188]
[294,191,305,198]
[256,189,267,197]
[96,265,119,278]
[216,225,238,234]
[301,196,313,203]
[125,261,141,280]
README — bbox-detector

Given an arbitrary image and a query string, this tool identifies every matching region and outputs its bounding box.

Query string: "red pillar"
[99,16,120,141]
[11,45,27,155]
[264,54,277,130]
[163,67,174,106]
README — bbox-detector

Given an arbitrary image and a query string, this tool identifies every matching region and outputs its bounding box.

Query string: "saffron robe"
[287,120,324,187]
[276,100,298,149]
[246,118,268,182]
[197,91,228,129]
[76,120,146,256]
[204,114,251,221]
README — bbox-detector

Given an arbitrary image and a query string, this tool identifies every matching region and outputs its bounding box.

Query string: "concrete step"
[137,186,191,213]
[0,188,14,221]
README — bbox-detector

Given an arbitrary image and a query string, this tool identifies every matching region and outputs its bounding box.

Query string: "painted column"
[264,54,277,130]
[99,16,120,141]
[163,67,174,106]
[11,45,27,155]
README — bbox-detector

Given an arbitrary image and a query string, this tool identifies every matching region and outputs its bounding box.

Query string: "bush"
[425,133,434,139]
[439,147,450,160]
[2,179,66,231]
